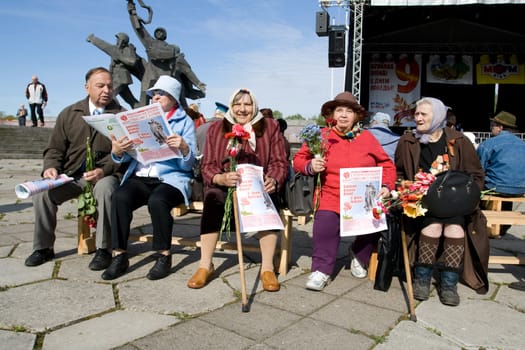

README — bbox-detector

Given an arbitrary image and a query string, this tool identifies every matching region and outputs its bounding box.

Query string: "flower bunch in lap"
[374,171,435,219]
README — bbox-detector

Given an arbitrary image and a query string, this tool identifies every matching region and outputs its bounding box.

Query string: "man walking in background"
[25,75,48,127]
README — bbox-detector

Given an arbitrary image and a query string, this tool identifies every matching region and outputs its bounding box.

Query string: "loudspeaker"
[328,29,346,67]
[316,11,329,37]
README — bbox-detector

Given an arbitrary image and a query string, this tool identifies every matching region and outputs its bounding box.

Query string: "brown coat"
[395,128,489,294]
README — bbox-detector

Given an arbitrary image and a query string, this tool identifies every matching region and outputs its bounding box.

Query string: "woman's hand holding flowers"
[214,171,240,187]
[309,156,326,174]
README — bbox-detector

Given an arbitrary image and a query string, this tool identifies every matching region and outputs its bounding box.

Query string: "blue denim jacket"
[366,125,400,162]
[477,131,525,195]
[112,108,197,205]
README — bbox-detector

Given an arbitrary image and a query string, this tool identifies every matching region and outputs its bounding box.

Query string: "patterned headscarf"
[224,88,264,150]
[414,97,448,144]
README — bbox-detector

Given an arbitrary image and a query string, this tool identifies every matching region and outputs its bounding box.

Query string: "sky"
[0,0,350,120]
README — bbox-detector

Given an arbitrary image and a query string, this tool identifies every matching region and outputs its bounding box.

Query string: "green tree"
[286,114,304,120]
[272,110,283,119]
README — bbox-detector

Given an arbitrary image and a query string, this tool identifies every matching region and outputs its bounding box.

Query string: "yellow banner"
[476,55,525,84]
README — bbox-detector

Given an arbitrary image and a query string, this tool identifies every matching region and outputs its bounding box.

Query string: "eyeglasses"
[151,90,168,97]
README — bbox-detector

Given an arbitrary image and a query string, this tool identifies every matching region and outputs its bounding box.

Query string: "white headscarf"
[414,97,448,144]
[224,88,264,151]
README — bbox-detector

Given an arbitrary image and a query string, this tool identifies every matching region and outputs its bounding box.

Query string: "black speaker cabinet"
[316,11,329,37]
[328,29,346,67]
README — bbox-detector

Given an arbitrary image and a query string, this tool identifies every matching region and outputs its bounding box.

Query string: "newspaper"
[339,167,387,236]
[15,174,74,199]
[235,164,284,233]
[82,103,181,164]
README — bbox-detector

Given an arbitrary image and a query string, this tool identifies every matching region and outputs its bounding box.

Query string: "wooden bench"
[78,200,296,275]
[131,202,295,275]
[482,195,525,265]
[482,194,525,237]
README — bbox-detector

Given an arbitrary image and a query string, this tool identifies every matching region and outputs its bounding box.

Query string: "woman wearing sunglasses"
[101,75,197,281]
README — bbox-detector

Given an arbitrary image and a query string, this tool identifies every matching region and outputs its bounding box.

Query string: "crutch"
[401,222,417,322]
[232,191,249,312]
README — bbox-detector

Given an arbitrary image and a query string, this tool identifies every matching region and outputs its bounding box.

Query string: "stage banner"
[368,53,421,127]
[476,54,525,85]
[426,55,473,85]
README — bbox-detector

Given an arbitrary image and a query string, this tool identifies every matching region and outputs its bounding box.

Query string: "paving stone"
[0,329,36,350]
[415,296,525,349]
[42,310,178,350]
[118,318,255,349]
[374,320,461,350]
[0,279,114,332]
[256,282,336,316]
[0,257,54,287]
[263,317,374,350]
[309,297,402,337]
[201,301,302,341]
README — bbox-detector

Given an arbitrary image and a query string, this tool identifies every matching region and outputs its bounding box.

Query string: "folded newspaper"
[82,103,181,164]
[15,174,74,199]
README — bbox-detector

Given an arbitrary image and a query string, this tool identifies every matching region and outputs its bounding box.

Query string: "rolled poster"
[15,174,74,199]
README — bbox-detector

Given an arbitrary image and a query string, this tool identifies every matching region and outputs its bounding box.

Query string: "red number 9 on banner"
[396,57,419,94]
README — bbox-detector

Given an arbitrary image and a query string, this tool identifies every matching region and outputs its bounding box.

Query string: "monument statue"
[87,32,145,108]
[87,0,206,108]
[126,0,206,107]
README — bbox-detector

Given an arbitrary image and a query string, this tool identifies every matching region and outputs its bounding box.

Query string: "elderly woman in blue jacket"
[101,75,197,281]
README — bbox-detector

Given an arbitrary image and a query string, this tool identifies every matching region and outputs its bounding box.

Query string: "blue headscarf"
[414,97,448,144]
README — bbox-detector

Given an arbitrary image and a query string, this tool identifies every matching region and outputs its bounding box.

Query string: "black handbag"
[374,212,403,292]
[422,170,481,218]
[284,169,315,216]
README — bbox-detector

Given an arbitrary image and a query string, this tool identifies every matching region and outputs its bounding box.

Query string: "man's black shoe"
[88,249,112,271]
[25,248,55,266]
[101,253,129,280]
[147,254,172,280]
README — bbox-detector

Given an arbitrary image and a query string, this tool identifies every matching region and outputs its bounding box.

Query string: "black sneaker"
[101,253,129,280]
[146,254,172,280]
[88,249,112,271]
[25,248,55,266]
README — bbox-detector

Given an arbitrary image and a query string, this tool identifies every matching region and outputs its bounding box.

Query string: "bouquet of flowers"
[373,171,436,219]
[220,124,251,237]
[77,137,97,228]
[298,124,328,213]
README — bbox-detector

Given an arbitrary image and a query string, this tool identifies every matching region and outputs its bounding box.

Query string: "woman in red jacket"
[294,92,396,291]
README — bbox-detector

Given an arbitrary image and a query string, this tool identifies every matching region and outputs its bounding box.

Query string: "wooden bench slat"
[489,255,525,265]
[482,195,525,203]
[482,210,525,225]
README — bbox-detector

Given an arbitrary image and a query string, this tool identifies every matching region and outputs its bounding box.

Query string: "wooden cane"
[401,224,417,322]
[232,191,249,312]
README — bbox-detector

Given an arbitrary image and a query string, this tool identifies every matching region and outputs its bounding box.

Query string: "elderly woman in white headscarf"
[187,88,288,292]
[395,97,489,307]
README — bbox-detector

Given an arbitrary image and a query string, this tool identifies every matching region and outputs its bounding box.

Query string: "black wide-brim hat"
[321,92,366,119]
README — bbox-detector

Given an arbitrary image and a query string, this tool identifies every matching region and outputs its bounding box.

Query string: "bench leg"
[368,250,378,281]
[78,216,96,255]
[484,199,502,237]
[278,214,293,276]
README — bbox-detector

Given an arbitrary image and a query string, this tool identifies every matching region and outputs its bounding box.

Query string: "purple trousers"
[312,210,379,275]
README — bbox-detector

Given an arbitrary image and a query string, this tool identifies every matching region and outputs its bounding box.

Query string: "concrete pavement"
[0,158,524,350]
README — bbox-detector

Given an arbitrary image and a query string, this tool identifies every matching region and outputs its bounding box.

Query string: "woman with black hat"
[293,92,396,291]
